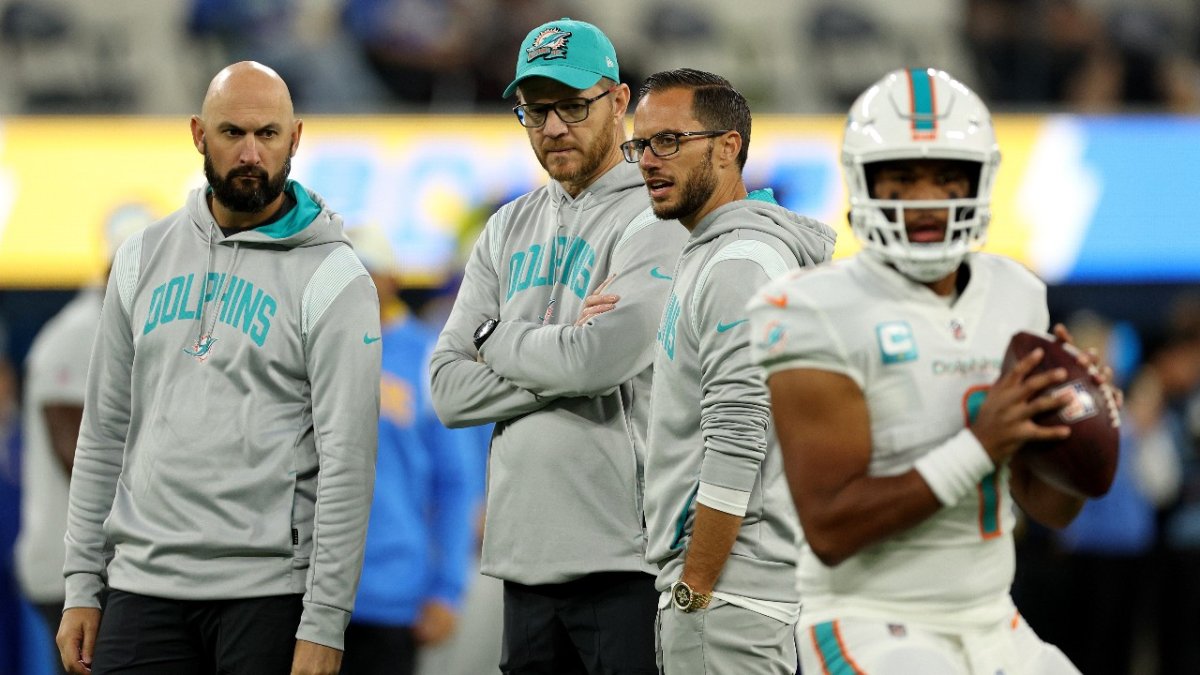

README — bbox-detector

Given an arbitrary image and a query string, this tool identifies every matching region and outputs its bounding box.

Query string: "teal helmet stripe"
[907,68,936,136]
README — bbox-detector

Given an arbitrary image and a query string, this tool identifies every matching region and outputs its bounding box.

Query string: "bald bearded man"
[57,61,382,675]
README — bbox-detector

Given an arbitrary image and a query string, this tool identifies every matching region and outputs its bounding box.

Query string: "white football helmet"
[842,68,1000,282]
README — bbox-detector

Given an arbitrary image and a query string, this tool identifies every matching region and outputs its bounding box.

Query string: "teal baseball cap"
[503,18,620,99]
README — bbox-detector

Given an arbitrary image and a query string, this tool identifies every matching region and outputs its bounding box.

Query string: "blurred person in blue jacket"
[188,0,389,113]
[341,0,475,107]
[14,204,153,673]
[343,226,483,675]
[0,317,20,675]
[1052,312,1181,675]
[1146,299,1200,675]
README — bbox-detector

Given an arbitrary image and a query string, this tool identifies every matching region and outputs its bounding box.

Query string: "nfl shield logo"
[950,319,966,341]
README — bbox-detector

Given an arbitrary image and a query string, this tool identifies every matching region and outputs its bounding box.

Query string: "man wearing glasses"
[628,69,835,674]
[429,18,687,675]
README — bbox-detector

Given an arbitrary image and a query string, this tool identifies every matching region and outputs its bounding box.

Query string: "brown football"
[1000,331,1121,498]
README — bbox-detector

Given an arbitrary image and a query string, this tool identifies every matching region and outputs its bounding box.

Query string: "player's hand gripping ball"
[1001,331,1121,498]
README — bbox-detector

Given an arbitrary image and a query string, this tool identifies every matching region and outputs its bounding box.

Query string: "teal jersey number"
[964,386,1002,539]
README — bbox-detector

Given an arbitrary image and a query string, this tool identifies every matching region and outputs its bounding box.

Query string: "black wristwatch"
[670,580,712,612]
[473,318,499,350]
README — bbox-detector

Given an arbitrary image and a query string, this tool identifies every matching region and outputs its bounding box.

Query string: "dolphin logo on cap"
[526,27,572,62]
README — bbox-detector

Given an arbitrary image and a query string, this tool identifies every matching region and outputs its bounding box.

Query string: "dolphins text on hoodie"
[63,181,382,651]
[430,162,688,585]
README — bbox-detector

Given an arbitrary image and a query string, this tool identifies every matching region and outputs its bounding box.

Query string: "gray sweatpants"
[656,598,797,675]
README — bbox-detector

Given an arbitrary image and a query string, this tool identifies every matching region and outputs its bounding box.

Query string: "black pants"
[339,622,416,675]
[1159,548,1200,675]
[1058,553,1149,675]
[501,571,658,675]
[91,589,303,674]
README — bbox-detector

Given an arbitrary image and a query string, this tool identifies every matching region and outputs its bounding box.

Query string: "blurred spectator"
[803,3,900,109]
[0,0,136,112]
[187,0,296,63]
[386,216,505,675]
[187,0,388,113]
[13,266,99,671]
[1053,311,1180,675]
[3,0,1199,114]
[967,0,1200,111]
[804,0,976,110]
[1152,296,1200,674]
[343,226,484,675]
[0,320,15,450]
[410,243,504,675]
[1067,6,1200,112]
[0,317,22,675]
[0,0,198,114]
[467,0,571,108]
[967,0,1106,105]
[414,560,502,675]
[12,204,152,673]
[342,0,476,109]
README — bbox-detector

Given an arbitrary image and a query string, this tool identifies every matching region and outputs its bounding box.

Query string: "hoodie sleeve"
[694,247,795,511]
[296,248,382,650]
[63,236,141,610]
[478,210,685,398]
[430,207,549,427]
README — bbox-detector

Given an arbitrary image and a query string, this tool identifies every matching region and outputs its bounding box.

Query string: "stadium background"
[2,0,1198,673]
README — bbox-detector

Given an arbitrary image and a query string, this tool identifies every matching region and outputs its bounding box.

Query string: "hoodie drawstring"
[184,222,239,359]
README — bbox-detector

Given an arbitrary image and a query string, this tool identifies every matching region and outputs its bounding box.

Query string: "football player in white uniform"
[747,69,1115,674]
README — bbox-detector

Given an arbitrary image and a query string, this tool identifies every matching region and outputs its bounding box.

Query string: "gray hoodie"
[63,181,381,650]
[430,162,688,584]
[644,190,835,602]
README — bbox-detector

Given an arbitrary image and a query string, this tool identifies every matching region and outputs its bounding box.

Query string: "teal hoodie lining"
[746,187,778,205]
[204,180,321,240]
[259,181,321,239]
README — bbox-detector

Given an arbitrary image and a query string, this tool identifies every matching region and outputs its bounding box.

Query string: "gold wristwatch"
[670,580,712,612]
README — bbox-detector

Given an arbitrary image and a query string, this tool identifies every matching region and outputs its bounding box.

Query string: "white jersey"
[747,252,1049,630]
[15,288,102,602]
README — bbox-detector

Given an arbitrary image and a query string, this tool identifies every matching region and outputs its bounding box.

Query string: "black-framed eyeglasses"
[620,130,731,163]
[513,86,618,128]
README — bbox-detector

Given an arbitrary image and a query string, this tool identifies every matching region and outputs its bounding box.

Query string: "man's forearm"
[679,502,743,593]
[480,312,655,398]
[429,354,550,427]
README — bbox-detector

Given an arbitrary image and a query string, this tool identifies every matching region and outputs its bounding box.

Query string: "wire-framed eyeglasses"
[620,130,731,163]
[513,86,618,128]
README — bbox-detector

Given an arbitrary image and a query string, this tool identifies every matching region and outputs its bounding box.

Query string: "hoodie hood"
[188,179,348,249]
[683,188,837,265]
[546,161,646,211]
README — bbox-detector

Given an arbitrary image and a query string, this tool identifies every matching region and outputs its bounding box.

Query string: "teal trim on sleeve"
[745,188,778,205]
[259,181,322,240]
[813,622,863,675]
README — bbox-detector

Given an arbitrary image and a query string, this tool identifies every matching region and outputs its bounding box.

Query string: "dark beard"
[652,151,716,222]
[205,151,290,213]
